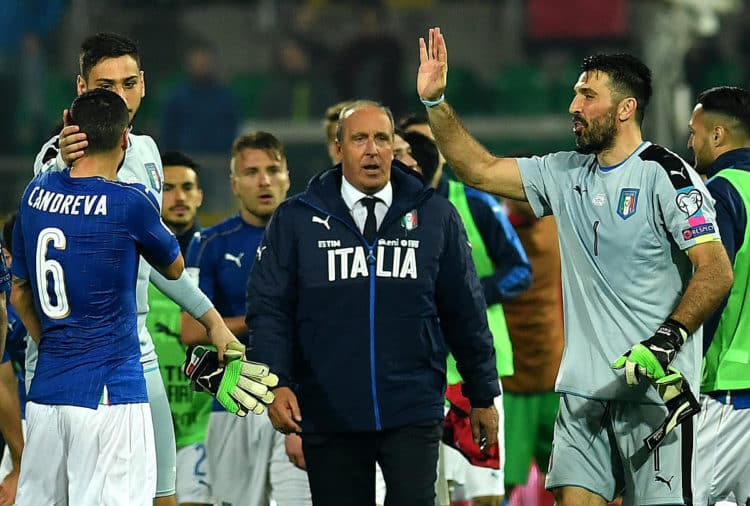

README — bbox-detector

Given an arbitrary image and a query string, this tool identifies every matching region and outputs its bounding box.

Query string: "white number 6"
[35,227,70,319]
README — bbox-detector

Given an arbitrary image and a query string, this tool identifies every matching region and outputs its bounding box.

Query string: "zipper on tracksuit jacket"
[300,199,383,429]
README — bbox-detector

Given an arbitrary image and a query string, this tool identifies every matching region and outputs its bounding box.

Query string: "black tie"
[362,197,379,243]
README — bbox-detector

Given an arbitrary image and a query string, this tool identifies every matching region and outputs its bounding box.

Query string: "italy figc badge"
[401,210,419,230]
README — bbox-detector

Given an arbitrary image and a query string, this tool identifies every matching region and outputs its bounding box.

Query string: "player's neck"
[597,127,643,167]
[239,207,269,228]
[70,151,124,181]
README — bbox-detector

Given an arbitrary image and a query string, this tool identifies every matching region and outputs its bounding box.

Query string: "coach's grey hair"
[335,100,395,143]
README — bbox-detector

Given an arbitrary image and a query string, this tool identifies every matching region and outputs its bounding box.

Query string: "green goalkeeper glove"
[644,366,700,451]
[611,319,688,385]
[183,342,279,416]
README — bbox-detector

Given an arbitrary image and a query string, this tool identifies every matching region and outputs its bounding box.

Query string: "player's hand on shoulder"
[59,109,88,165]
[183,342,279,417]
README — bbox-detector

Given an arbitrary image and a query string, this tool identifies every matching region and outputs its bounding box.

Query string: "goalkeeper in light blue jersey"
[416,27,733,506]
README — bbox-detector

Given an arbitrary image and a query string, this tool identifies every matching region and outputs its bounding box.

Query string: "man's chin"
[574,141,595,155]
[166,217,190,227]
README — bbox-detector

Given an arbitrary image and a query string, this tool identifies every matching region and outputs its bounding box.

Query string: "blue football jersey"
[2,302,27,418]
[12,169,180,408]
[186,214,265,325]
[0,237,10,294]
[185,214,265,412]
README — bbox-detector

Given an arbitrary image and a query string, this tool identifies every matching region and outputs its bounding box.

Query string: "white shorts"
[145,360,178,497]
[442,394,506,499]
[694,394,750,505]
[0,419,26,481]
[16,401,156,506]
[176,443,212,504]
[206,411,311,506]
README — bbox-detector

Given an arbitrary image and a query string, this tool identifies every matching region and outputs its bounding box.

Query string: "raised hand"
[417,27,448,102]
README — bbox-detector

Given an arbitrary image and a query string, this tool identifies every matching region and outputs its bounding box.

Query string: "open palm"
[417,27,448,101]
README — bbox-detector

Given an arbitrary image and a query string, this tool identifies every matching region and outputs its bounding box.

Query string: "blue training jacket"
[246,163,500,433]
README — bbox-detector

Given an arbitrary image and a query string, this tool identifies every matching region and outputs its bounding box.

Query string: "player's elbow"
[718,262,734,297]
[162,254,185,281]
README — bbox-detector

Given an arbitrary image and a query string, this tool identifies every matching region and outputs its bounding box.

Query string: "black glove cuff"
[662,318,689,347]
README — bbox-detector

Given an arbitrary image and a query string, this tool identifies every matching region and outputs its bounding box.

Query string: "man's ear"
[76,75,86,96]
[121,129,129,151]
[712,125,726,146]
[618,97,637,122]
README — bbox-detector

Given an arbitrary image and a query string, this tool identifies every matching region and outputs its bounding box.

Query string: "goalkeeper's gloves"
[611,319,688,385]
[183,342,279,416]
[644,366,701,451]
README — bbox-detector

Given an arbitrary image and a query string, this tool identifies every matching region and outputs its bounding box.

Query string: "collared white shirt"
[340,177,392,234]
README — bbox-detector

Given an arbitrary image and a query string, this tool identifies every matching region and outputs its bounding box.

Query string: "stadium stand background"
[0,0,747,224]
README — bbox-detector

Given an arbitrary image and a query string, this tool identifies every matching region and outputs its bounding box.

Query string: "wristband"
[420,94,445,108]
[663,318,689,344]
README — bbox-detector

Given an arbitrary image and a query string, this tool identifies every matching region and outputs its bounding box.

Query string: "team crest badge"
[401,210,418,230]
[145,163,162,192]
[617,188,639,220]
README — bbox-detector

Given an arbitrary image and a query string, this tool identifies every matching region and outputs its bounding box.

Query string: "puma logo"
[312,215,331,230]
[573,185,587,196]
[224,252,244,268]
[256,246,267,262]
[655,475,674,490]
[669,166,686,178]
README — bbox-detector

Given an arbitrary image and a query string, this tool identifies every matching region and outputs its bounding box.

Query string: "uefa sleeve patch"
[675,189,703,217]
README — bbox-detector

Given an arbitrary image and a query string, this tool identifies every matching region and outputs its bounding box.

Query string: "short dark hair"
[581,54,652,124]
[161,151,200,171]
[79,33,141,80]
[335,100,394,143]
[231,131,286,173]
[696,86,750,136]
[402,131,440,184]
[161,151,200,185]
[398,114,429,131]
[68,89,130,154]
[3,213,16,253]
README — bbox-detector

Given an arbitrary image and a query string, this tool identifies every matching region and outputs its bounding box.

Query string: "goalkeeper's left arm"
[612,241,732,385]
